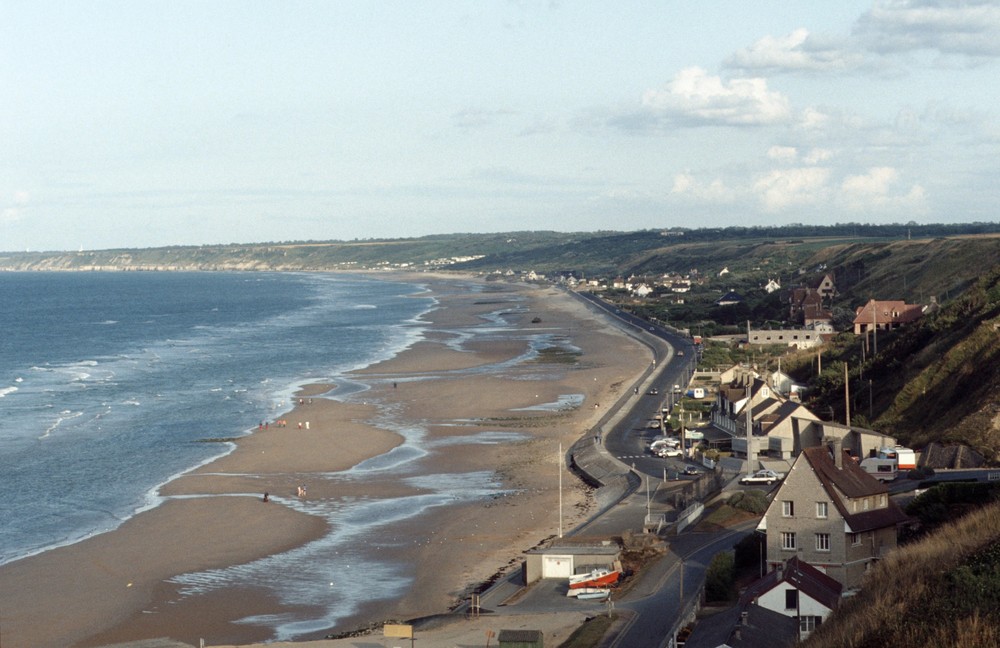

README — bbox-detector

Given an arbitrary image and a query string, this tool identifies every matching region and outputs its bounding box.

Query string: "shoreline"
[0,275,650,648]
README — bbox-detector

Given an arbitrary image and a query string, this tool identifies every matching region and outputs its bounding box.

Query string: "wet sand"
[0,275,649,648]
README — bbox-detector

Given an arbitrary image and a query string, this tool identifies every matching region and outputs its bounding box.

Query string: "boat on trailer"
[567,567,621,589]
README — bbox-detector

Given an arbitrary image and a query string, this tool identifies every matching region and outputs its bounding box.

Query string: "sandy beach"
[0,275,650,648]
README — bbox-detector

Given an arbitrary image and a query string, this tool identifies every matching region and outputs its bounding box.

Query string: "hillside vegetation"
[803,499,1000,648]
[5,224,1000,460]
[785,264,1000,462]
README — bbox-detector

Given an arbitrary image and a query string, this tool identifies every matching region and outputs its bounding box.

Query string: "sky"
[3,1,1000,252]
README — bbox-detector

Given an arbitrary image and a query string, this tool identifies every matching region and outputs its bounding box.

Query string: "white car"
[740,469,783,485]
[657,447,682,458]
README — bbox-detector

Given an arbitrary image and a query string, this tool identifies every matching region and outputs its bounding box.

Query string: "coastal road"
[611,524,756,648]
[573,290,702,479]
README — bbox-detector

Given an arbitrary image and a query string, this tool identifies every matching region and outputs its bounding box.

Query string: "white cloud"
[798,107,833,130]
[641,67,792,127]
[753,167,832,210]
[855,0,1000,57]
[670,173,737,203]
[726,28,863,72]
[841,166,927,211]
[803,148,834,164]
[767,145,798,161]
[1,191,30,224]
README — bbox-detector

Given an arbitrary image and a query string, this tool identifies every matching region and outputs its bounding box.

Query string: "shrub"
[727,489,769,514]
[705,550,736,603]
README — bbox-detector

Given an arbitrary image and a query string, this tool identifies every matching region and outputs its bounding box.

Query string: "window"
[880,494,887,507]
[816,502,828,518]
[800,616,821,632]
[785,588,798,610]
[783,500,795,517]
[863,498,870,511]
[781,532,796,550]
[815,533,831,552]
[851,533,861,546]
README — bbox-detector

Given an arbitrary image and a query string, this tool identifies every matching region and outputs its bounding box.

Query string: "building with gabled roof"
[741,556,843,641]
[759,441,910,590]
[853,298,924,334]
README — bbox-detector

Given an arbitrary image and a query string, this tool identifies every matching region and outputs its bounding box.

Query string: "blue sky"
[3,1,999,251]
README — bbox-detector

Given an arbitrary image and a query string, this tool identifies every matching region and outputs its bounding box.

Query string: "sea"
[0,270,511,640]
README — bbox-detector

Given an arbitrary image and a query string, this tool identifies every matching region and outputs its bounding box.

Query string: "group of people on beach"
[261,484,306,502]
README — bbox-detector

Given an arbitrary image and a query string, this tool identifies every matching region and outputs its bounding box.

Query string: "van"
[860,457,898,482]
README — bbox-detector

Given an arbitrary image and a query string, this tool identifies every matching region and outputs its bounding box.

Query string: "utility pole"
[745,384,754,477]
[558,443,563,538]
[844,362,851,426]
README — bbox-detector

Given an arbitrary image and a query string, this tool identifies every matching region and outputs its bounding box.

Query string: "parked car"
[657,448,683,458]
[739,469,783,485]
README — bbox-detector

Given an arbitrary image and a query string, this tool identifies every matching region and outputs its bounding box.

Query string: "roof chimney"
[830,437,843,469]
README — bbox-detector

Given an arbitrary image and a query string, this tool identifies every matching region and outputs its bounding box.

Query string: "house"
[852,299,924,334]
[743,556,842,641]
[769,370,805,398]
[710,371,896,466]
[716,291,744,306]
[684,556,841,647]
[811,273,836,300]
[632,283,654,297]
[788,274,835,326]
[758,440,910,590]
[683,601,799,648]
[764,278,782,293]
[748,327,825,350]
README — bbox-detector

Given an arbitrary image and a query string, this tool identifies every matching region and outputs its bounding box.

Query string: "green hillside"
[784,260,1000,462]
[5,223,1000,461]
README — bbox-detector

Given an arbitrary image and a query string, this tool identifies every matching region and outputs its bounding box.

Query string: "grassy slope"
[802,501,1000,648]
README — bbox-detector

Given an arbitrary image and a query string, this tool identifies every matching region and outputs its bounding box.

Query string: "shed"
[523,544,620,584]
[498,629,543,648]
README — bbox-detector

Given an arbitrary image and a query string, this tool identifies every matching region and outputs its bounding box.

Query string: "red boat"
[568,567,621,589]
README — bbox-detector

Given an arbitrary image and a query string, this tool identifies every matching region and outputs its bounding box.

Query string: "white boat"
[575,589,611,601]
[566,587,611,598]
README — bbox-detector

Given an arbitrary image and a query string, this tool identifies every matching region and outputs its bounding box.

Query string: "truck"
[860,457,898,482]
[877,446,916,471]
[685,387,706,399]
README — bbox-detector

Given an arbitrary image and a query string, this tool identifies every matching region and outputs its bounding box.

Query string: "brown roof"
[802,446,886,498]
[801,446,910,532]
[741,556,843,611]
[853,299,923,325]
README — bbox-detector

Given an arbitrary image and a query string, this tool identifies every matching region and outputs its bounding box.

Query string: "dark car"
[683,465,699,476]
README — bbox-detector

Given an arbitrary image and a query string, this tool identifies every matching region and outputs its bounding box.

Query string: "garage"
[542,554,574,578]
[524,543,621,584]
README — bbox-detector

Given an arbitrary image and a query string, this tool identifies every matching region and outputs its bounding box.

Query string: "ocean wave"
[38,410,83,440]
[0,386,17,398]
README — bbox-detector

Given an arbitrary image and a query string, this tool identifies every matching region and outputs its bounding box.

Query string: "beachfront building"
[758,442,910,590]
[707,369,896,470]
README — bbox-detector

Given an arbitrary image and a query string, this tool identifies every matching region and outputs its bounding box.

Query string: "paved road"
[455,290,748,648]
